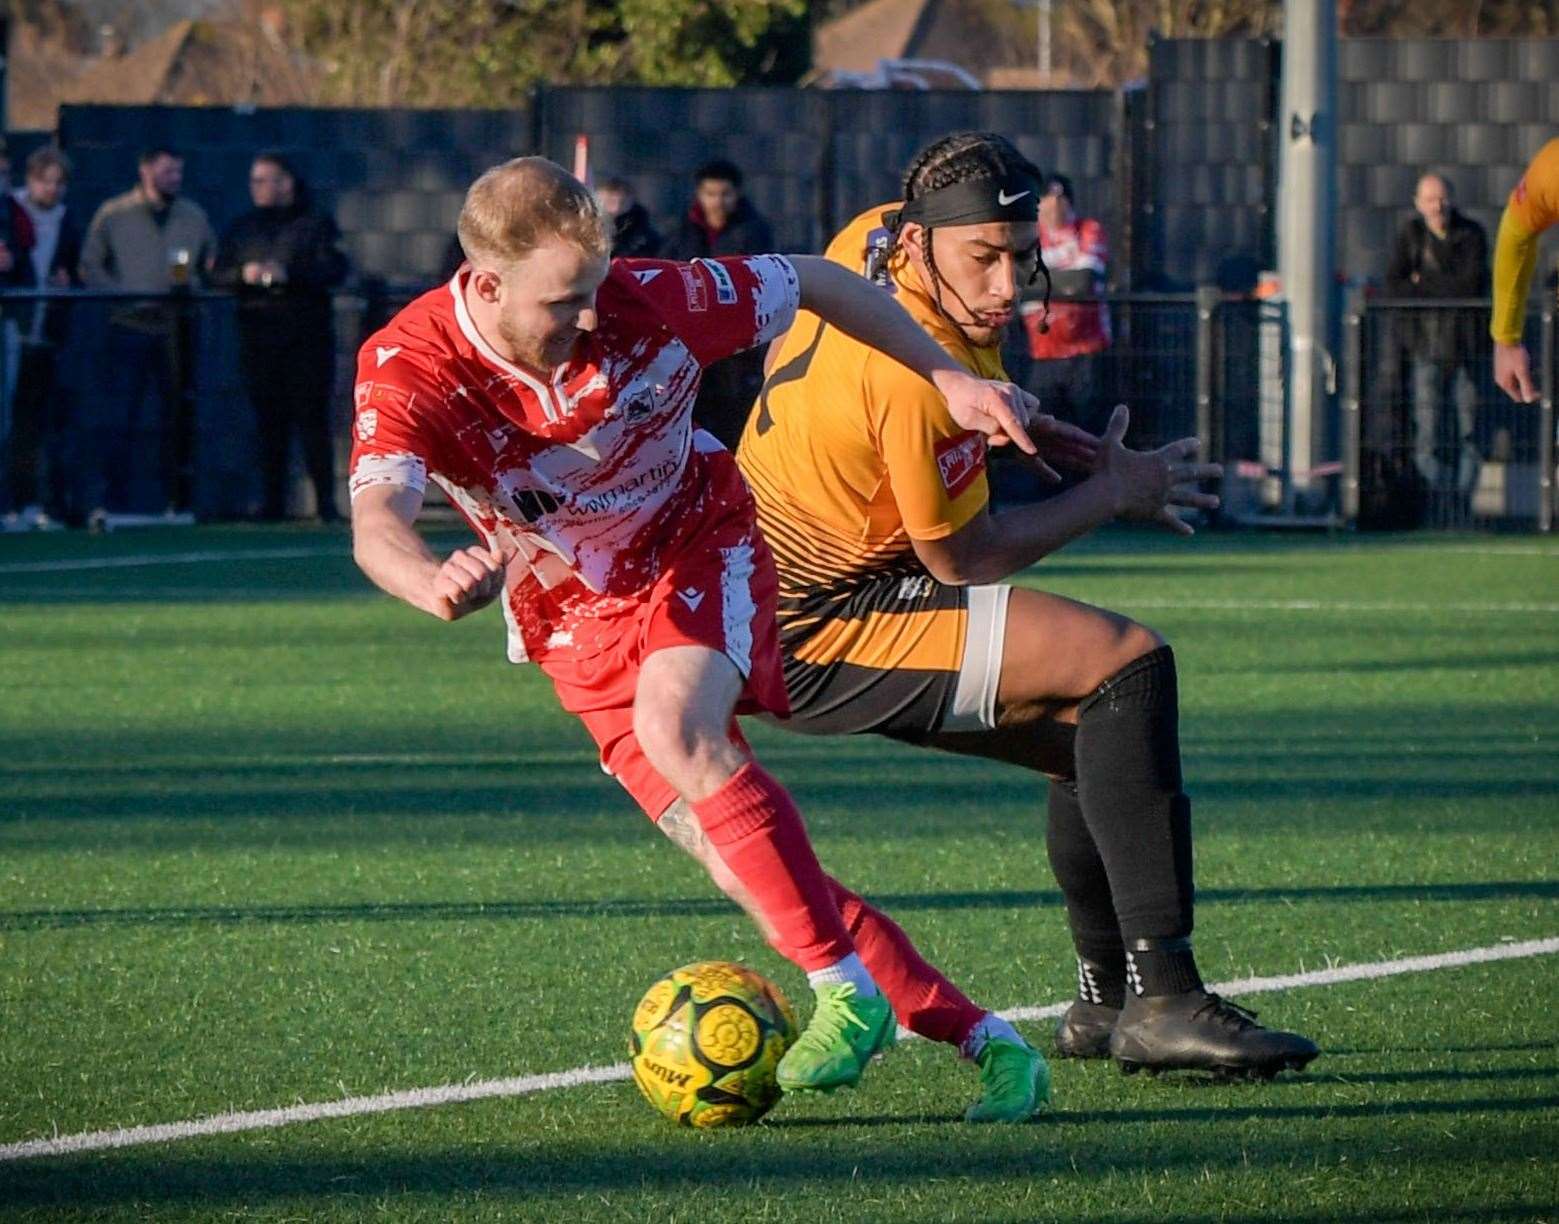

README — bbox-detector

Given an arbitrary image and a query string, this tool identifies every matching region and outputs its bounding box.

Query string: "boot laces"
[1192,993,1260,1031]
[793,984,866,1052]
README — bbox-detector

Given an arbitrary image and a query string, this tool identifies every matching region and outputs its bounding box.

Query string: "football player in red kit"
[348,157,1094,1119]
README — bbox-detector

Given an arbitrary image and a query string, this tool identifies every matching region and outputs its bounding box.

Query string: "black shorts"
[768,566,1010,739]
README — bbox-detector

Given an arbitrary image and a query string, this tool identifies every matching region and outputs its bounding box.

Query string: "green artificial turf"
[1,525,1555,1221]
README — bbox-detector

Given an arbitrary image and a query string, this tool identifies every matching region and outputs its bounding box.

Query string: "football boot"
[776,983,896,1093]
[1054,999,1120,1059]
[1110,991,1320,1079]
[965,1037,1051,1123]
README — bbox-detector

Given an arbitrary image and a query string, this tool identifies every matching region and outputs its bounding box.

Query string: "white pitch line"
[0,547,346,575]
[1003,936,1559,1020]
[1118,598,1559,615]
[2,935,1555,1164]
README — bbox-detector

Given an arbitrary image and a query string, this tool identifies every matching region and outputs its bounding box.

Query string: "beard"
[498,317,574,372]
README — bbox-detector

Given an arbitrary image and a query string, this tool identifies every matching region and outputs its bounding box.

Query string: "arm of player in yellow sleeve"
[867,351,989,543]
[1491,138,1559,346]
[1492,207,1541,347]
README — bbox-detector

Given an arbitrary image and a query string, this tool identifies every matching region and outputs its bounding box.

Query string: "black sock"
[1074,645,1202,992]
[1126,937,1205,997]
[1046,779,1127,1006]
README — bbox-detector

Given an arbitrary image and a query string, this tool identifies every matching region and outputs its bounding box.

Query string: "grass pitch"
[0,526,1555,1221]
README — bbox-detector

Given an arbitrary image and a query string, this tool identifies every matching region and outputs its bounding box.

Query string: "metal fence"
[1342,295,1555,532]
[0,286,1552,532]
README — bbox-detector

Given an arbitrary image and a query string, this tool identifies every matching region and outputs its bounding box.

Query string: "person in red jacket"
[1019,174,1110,433]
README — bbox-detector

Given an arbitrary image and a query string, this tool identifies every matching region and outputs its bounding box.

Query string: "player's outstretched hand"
[935,371,1039,456]
[1009,388,1102,482]
[1092,404,1222,536]
[1494,342,1539,403]
[431,545,507,620]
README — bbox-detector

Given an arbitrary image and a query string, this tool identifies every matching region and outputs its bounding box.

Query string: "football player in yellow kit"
[1491,137,1559,403]
[730,131,1319,1078]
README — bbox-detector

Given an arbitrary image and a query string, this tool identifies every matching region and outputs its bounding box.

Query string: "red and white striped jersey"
[349,254,800,660]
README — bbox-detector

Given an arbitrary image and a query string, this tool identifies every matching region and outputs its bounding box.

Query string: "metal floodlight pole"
[1276,0,1337,511]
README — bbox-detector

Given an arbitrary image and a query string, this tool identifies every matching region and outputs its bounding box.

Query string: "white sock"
[961,1011,1024,1060]
[806,952,880,997]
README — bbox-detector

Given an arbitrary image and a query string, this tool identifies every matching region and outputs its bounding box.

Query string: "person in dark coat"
[1384,173,1488,500]
[660,160,776,448]
[596,177,661,259]
[6,147,82,524]
[211,152,349,521]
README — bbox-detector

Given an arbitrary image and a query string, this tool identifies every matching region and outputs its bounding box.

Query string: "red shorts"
[539,458,789,821]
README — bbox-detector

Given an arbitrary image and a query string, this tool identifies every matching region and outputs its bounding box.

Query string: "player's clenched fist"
[430,545,507,620]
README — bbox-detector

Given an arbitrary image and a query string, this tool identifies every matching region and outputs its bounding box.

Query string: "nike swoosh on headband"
[997,189,1031,205]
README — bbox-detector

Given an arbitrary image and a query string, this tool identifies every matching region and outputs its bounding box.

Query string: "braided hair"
[884,132,1051,344]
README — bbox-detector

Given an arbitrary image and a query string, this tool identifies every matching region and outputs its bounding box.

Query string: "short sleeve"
[347,350,438,501]
[866,352,989,541]
[620,255,800,367]
[1509,138,1559,237]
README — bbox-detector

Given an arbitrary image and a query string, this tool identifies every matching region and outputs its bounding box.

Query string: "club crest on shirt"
[934,432,986,499]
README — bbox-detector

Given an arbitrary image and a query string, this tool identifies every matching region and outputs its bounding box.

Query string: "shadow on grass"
[1,1095,1553,1209]
[3,879,1556,932]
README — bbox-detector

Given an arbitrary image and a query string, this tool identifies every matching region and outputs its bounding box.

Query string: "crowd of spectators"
[0,140,1536,531]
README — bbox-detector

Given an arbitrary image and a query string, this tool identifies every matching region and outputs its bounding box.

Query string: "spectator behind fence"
[79,147,215,520]
[1019,174,1111,434]
[211,152,349,522]
[1384,173,1488,505]
[596,177,661,258]
[661,159,775,448]
[0,142,37,292]
[4,148,81,526]
[0,141,37,525]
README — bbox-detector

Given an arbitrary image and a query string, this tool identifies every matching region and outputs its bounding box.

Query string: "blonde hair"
[457,157,609,267]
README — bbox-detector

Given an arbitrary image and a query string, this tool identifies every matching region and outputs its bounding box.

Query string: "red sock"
[827,876,985,1048]
[691,763,855,972]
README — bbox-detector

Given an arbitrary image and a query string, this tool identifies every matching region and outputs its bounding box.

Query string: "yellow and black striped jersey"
[736,203,1004,614]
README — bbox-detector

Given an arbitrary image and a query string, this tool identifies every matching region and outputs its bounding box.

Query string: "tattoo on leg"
[657,799,712,861]
[656,798,774,940]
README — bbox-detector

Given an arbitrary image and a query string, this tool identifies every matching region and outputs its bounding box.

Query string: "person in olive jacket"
[212,152,349,521]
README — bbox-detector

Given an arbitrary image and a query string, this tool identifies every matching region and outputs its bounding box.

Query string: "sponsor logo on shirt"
[695,258,738,306]
[934,432,986,499]
[356,409,378,441]
[354,381,374,410]
[679,264,708,313]
[568,457,680,517]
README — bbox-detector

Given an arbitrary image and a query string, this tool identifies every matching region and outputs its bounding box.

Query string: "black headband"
[889,173,1042,229]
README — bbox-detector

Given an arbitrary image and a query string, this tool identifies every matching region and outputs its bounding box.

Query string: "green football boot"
[965,1037,1052,1124]
[776,983,897,1093]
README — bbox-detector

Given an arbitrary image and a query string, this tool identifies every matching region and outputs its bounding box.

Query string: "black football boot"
[1110,991,1320,1080]
[1054,1000,1119,1059]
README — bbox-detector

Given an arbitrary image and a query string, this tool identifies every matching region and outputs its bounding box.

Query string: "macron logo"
[633,268,662,285]
[677,587,705,613]
[997,189,1030,206]
[374,345,401,368]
